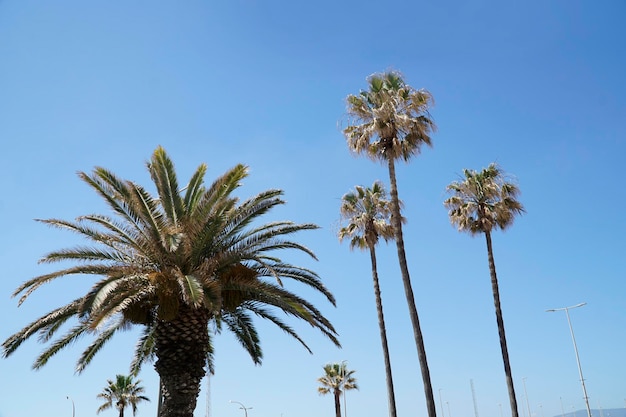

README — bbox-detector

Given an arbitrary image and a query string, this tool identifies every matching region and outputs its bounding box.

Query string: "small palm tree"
[338,181,397,417]
[343,70,437,417]
[444,163,525,417]
[317,362,358,417]
[97,374,150,417]
[2,147,339,417]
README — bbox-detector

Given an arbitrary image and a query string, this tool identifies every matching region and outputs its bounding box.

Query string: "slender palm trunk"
[334,389,342,417]
[157,378,163,417]
[369,245,398,417]
[387,158,437,417]
[119,406,125,417]
[154,304,210,417]
[485,231,519,417]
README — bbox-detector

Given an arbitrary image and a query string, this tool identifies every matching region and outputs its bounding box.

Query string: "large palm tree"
[444,163,525,417]
[97,374,150,417]
[317,362,358,417]
[343,70,437,417]
[338,181,397,417]
[2,147,340,417]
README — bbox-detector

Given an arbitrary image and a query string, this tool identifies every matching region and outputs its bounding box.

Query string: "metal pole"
[522,377,532,417]
[230,400,252,417]
[439,389,445,417]
[546,303,592,417]
[341,360,348,417]
[66,396,75,417]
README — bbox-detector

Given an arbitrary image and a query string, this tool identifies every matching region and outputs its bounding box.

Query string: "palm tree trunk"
[369,246,398,417]
[157,378,163,417]
[154,304,210,417]
[334,389,342,417]
[119,407,125,417]
[485,231,519,417]
[387,158,437,417]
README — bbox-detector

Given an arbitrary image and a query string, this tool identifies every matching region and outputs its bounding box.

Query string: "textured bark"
[334,389,342,417]
[154,304,210,417]
[485,231,519,417]
[369,246,397,417]
[387,157,437,417]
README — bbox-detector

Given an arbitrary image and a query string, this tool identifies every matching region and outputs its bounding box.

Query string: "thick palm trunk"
[154,304,210,417]
[334,389,342,417]
[369,246,398,417]
[485,231,519,417]
[387,158,437,417]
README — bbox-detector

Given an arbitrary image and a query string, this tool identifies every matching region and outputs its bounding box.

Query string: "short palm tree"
[97,374,150,417]
[317,362,358,417]
[343,70,437,417]
[444,163,525,417]
[2,147,339,417]
[338,181,397,417]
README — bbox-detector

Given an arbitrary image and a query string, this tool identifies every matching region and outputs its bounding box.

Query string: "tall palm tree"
[444,163,525,417]
[97,374,150,417]
[2,147,340,417]
[343,70,437,417]
[317,362,358,417]
[338,181,397,417]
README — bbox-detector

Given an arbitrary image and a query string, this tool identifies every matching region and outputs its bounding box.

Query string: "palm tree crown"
[338,180,395,250]
[343,70,436,162]
[317,362,358,417]
[444,163,525,234]
[2,147,339,417]
[97,374,150,417]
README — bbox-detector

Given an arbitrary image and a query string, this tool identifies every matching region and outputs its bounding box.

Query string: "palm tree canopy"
[97,374,150,416]
[338,181,396,250]
[317,362,359,395]
[343,70,436,162]
[444,163,525,235]
[2,146,339,373]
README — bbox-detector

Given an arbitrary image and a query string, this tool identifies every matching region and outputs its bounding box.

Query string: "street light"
[546,302,592,417]
[522,377,532,417]
[66,396,75,417]
[439,389,445,417]
[230,400,252,417]
[341,360,348,417]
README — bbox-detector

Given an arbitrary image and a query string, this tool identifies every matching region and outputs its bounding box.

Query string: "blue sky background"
[1,1,624,417]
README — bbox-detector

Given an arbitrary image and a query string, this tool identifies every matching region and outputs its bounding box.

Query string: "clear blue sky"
[1,1,624,417]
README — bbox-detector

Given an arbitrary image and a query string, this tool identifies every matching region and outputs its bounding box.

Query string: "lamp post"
[66,396,75,417]
[230,400,252,417]
[341,360,348,417]
[439,389,445,417]
[546,303,592,417]
[522,377,532,417]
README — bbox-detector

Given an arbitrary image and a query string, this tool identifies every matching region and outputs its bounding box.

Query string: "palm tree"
[317,362,358,417]
[97,374,150,417]
[338,181,397,417]
[343,70,437,417]
[444,163,525,417]
[2,147,340,417]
